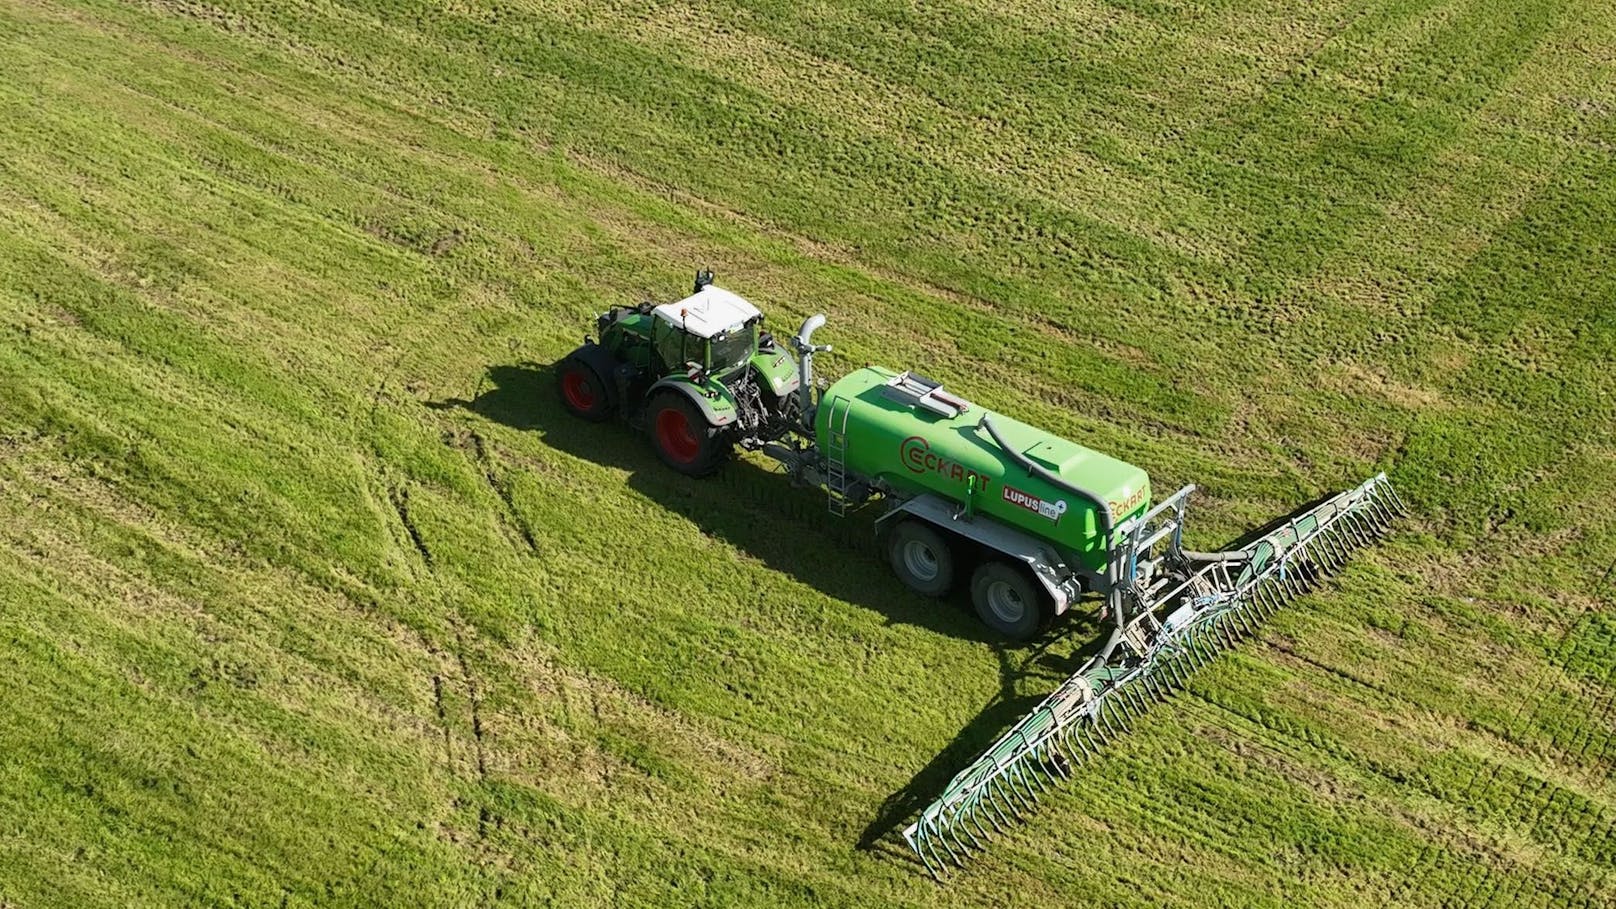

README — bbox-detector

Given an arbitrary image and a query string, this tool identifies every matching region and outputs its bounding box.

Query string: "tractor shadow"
[436,362,1111,857]
[440,362,1019,644]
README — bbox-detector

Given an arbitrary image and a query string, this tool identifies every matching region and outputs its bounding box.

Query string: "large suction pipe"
[792,314,829,425]
[977,414,1114,534]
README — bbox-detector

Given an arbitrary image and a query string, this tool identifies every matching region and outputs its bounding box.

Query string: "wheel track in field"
[367,365,503,902]
[445,425,541,557]
[382,481,490,778]
[382,476,499,894]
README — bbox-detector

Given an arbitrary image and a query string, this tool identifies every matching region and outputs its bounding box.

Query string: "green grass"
[1,0,1614,905]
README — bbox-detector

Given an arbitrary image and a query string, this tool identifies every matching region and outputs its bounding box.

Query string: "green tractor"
[555,270,815,476]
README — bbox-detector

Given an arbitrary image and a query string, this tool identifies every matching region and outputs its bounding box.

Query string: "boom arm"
[900,472,1407,877]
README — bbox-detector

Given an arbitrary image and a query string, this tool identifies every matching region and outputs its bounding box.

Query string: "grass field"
[2,0,1614,905]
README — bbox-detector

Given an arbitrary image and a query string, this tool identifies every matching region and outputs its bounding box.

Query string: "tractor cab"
[559,270,806,475]
[650,285,762,379]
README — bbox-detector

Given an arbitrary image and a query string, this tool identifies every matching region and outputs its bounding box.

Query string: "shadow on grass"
[434,362,1110,857]
[435,362,1010,641]
[854,619,1112,859]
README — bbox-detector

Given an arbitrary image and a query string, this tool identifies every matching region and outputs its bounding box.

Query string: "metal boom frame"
[901,472,1407,876]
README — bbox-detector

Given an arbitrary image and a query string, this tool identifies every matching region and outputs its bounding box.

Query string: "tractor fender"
[876,494,1093,614]
[646,376,739,429]
[564,342,623,407]
[748,348,801,399]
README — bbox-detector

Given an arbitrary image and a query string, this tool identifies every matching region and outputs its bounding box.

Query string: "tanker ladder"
[900,472,1406,878]
[822,394,855,516]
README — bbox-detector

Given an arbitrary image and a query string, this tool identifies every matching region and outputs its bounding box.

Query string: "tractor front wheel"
[648,392,730,477]
[971,561,1051,641]
[557,357,614,422]
[887,520,956,597]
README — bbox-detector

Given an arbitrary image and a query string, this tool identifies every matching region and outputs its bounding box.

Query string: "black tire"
[971,561,1052,641]
[887,520,956,597]
[556,356,614,422]
[647,391,730,477]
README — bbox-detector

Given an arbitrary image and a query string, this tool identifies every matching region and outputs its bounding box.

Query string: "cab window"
[708,324,755,374]
[653,318,690,373]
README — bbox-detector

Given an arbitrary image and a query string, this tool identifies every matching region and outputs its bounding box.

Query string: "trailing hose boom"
[900,473,1406,876]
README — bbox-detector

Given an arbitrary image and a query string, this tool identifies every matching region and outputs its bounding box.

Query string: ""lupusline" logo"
[1003,484,1068,522]
[900,435,992,491]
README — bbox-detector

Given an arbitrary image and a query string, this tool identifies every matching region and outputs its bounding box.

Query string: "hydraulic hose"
[1180,549,1250,563]
[976,414,1116,533]
[976,415,1125,672]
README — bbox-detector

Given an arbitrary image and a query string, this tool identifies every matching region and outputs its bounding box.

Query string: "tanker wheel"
[971,561,1051,641]
[556,357,614,422]
[648,391,729,477]
[887,520,955,597]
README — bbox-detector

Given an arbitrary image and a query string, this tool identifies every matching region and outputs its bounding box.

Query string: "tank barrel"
[813,367,1150,582]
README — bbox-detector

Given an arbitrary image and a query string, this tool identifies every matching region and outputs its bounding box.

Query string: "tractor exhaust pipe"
[793,314,829,426]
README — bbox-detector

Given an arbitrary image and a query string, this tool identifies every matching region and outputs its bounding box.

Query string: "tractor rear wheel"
[887,520,955,597]
[971,561,1051,641]
[557,357,614,422]
[648,391,730,477]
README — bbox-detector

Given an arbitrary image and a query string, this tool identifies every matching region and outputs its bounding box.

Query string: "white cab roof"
[652,286,761,339]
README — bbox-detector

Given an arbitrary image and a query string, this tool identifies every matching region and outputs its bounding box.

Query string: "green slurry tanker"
[558,273,1404,876]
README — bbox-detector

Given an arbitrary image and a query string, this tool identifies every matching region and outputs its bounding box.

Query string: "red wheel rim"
[561,369,596,410]
[655,406,701,463]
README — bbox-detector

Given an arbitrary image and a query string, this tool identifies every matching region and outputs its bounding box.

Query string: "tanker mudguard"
[647,375,738,427]
[877,494,1090,613]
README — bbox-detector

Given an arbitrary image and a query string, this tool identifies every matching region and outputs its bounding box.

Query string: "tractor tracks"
[382,474,502,895]
[366,378,503,899]
[386,484,434,569]
[450,628,491,782]
[445,427,539,557]
[382,477,491,783]
[369,381,519,798]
